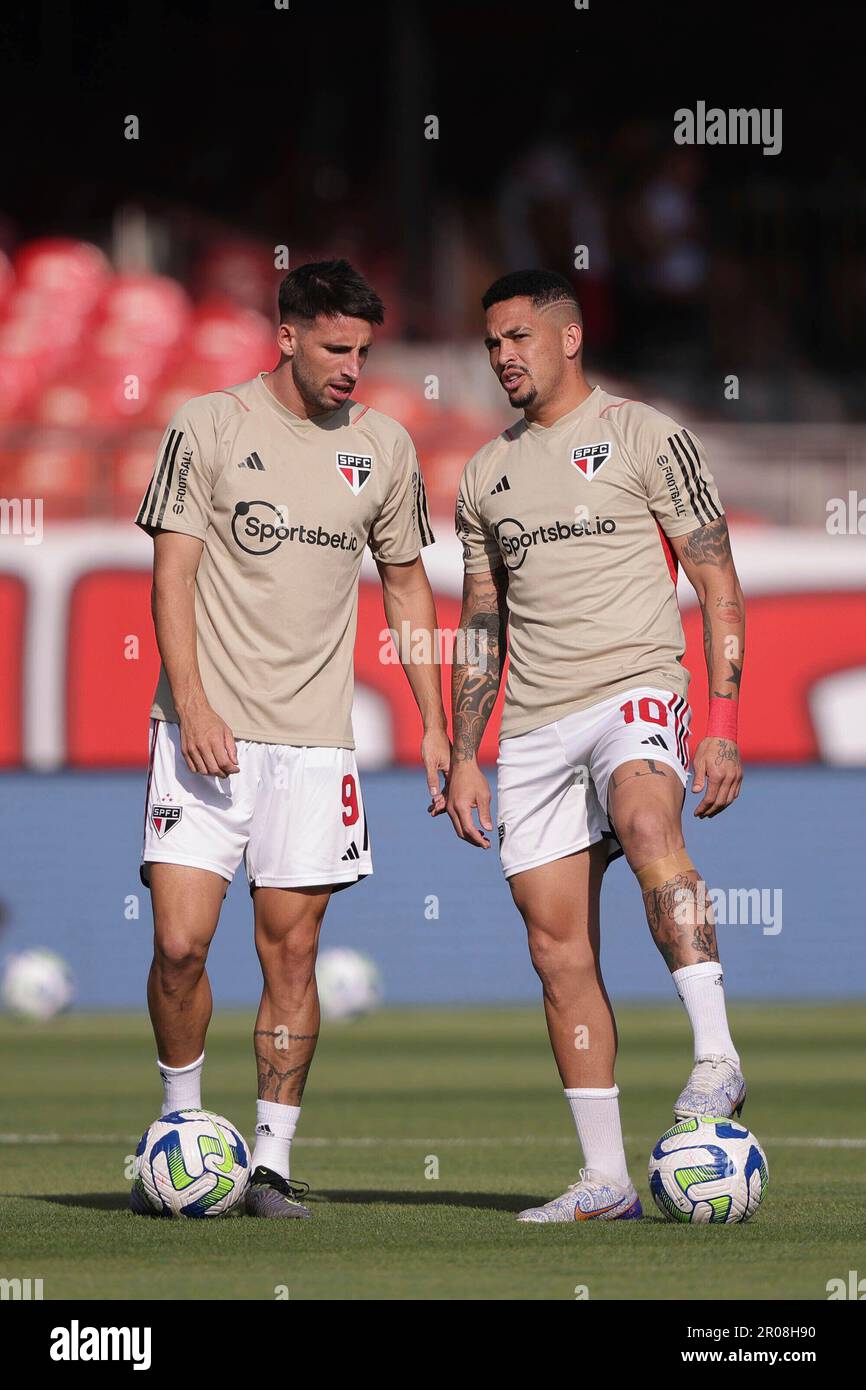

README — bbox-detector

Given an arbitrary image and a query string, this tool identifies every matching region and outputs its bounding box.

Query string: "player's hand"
[445,758,494,847]
[691,737,742,818]
[178,702,240,778]
[423,726,451,815]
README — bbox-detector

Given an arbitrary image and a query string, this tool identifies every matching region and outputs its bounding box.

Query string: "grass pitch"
[1,1003,864,1301]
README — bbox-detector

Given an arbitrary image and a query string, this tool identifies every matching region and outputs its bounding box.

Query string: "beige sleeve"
[368,431,434,563]
[134,403,216,540]
[640,417,725,538]
[455,463,502,573]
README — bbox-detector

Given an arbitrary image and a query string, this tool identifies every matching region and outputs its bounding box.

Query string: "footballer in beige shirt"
[132,260,448,1219]
[442,270,748,1224]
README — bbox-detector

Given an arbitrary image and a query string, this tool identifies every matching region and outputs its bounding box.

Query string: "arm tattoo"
[683,521,745,703]
[712,661,742,700]
[452,567,508,762]
[702,605,713,669]
[680,516,733,567]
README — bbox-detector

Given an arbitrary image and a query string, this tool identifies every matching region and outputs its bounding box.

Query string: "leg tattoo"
[642,872,719,969]
[254,1027,319,1105]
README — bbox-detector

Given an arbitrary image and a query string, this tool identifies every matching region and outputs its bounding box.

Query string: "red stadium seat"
[0,354,40,422]
[110,430,162,517]
[0,573,25,765]
[143,366,242,425]
[189,298,273,376]
[194,241,278,317]
[11,433,98,519]
[35,365,154,427]
[0,248,14,313]
[13,238,110,315]
[413,410,502,512]
[96,272,191,348]
[0,444,21,492]
[356,376,439,434]
[89,319,175,382]
[142,302,274,423]
[0,302,84,357]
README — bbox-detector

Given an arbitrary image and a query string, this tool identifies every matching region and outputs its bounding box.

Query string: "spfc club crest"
[151,805,182,839]
[336,452,373,494]
[571,442,612,480]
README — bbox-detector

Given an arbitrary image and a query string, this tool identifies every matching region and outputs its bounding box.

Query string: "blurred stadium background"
[1,0,863,1012]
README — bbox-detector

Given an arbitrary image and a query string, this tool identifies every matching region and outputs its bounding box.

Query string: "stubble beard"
[293,356,339,415]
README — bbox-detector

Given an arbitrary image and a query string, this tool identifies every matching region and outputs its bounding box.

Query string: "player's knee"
[526,924,596,994]
[616,805,681,866]
[153,932,209,979]
[256,925,319,983]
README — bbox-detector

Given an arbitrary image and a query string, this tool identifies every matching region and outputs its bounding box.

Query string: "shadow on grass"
[16,1192,131,1211]
[17,1189,549,1215]
[315,1189,547,1212]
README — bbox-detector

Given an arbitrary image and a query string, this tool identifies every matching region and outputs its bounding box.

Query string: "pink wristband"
[707,697,738,742]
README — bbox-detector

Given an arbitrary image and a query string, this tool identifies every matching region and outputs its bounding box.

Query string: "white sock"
[563,1085,630,1188]
[252,1100,301,1180]
[672,962,739,1064]
[157,1050,204,1117]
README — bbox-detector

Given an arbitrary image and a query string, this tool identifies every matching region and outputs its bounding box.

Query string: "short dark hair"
[278,258,385,326]
[482,268,581,323]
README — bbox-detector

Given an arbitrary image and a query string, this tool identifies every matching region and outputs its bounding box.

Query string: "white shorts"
[496,687,691,879]
[140,719,372,892]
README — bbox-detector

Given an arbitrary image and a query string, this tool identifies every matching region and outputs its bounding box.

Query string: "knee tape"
[635,847,695,892]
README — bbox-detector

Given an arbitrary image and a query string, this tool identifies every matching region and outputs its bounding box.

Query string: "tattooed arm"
[672,515,745,818]
[442,566,509,847]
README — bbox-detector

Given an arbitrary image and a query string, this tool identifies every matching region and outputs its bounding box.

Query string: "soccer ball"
[316,947,382,1022]
[649,1116,769,1224]
[132,1109,250,1217]
[1,949,74,1020]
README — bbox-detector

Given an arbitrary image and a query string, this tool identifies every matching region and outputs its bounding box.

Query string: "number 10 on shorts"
[620,696,668,727]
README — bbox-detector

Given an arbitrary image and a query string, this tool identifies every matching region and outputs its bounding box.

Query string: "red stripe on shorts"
[142,718,159,839]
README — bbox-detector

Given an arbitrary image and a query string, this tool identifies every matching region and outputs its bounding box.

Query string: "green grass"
[1,1004,865,1300]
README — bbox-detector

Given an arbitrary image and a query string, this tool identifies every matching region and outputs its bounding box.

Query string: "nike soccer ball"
[316,947,382,1022]
[1,949,74,1020]
[649,1116,769,1224]
[132,1109,250,1217]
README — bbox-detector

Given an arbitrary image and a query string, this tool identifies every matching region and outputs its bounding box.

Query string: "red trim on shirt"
[216,390,250,411]
[656,519,679,586]
[352,404,371,422]
[599,398,638,415]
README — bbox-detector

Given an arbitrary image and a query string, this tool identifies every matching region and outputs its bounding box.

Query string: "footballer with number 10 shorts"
[441,269,746,1224]
[133,260,447,1219]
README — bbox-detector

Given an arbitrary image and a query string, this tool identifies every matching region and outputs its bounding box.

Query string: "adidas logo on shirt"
[641,734,668,750]
[342,841,360,861]
[238,451,265,471]
[490,475,510,495]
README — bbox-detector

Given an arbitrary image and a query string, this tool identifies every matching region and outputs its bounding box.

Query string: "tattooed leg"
[607,759,720,970]
[642,871,720,969]
[254,1028,319,1104]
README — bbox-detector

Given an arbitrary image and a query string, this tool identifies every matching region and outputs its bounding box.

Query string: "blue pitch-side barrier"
[0,766,862,1008]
